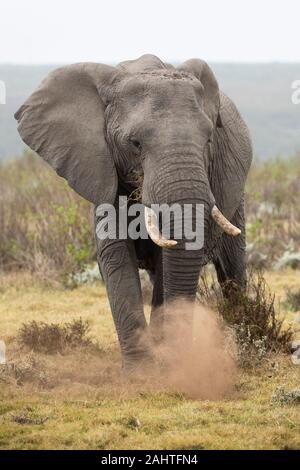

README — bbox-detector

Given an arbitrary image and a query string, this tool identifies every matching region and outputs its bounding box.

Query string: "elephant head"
[15,54,241,303]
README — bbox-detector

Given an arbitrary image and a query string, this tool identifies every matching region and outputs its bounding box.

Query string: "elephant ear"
[15,63,119,205]
[177,59,222,127]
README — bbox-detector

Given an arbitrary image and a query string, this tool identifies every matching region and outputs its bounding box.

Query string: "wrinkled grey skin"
[15,54,252,370]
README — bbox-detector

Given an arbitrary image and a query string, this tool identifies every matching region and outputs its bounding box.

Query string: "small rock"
[275,251,300,270]
[291,350,300,365]
[272,386,300,404]
[294,316,300,324]
[127,416,141,429]
[290,339,300,353]
[12,413,48,425]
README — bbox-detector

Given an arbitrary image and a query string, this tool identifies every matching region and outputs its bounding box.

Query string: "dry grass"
[0,152,94,281]
[0,271,299,450]
[285,289,300,312]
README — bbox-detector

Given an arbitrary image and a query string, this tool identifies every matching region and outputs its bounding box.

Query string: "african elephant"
[15,54,252,372]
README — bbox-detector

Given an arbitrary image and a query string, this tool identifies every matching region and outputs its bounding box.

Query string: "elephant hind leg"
[213,199,247,300]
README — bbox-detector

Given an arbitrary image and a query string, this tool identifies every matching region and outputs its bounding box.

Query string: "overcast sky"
[0,0,299,64]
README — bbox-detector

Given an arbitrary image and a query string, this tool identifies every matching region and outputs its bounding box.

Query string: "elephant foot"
[149,307,165,345]
[149,323,165,346]
[121,350,156,380]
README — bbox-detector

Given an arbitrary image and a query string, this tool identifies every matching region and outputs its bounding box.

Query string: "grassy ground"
[0,270,299,450]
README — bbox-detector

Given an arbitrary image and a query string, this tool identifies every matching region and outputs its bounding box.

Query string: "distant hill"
[0,65,57,160]
[1,63,300,161]
[212,63,300,159]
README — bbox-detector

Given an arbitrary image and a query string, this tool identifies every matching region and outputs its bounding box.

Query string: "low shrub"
[198,271,293,366]
[18,318,94,354]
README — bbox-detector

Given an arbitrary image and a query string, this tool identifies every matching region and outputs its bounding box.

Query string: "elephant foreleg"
[95,211,152,370]
[213,198,247,300]
[149,250,164,342]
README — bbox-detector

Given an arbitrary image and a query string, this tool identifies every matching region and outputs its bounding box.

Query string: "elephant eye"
[129,137,142,154]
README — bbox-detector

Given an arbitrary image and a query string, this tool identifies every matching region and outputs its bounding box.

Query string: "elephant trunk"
[143,152,211,302]
[162,204,207,302]
[143,147,240,250]
[143,150,241,302]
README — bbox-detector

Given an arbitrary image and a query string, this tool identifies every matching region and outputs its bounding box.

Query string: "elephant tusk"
[211,205,241,237]
[144,207,177,248]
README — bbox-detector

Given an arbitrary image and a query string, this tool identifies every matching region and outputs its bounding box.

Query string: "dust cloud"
[151,300,238,399]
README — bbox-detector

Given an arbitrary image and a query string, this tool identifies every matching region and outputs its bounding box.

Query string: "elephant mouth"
[144,205,241,249]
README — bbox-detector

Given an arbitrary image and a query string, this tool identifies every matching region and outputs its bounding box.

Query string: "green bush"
[0,152,95,280]
[245,155,300,267]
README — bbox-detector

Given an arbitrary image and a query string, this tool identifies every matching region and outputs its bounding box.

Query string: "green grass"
[0,271,299,450]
